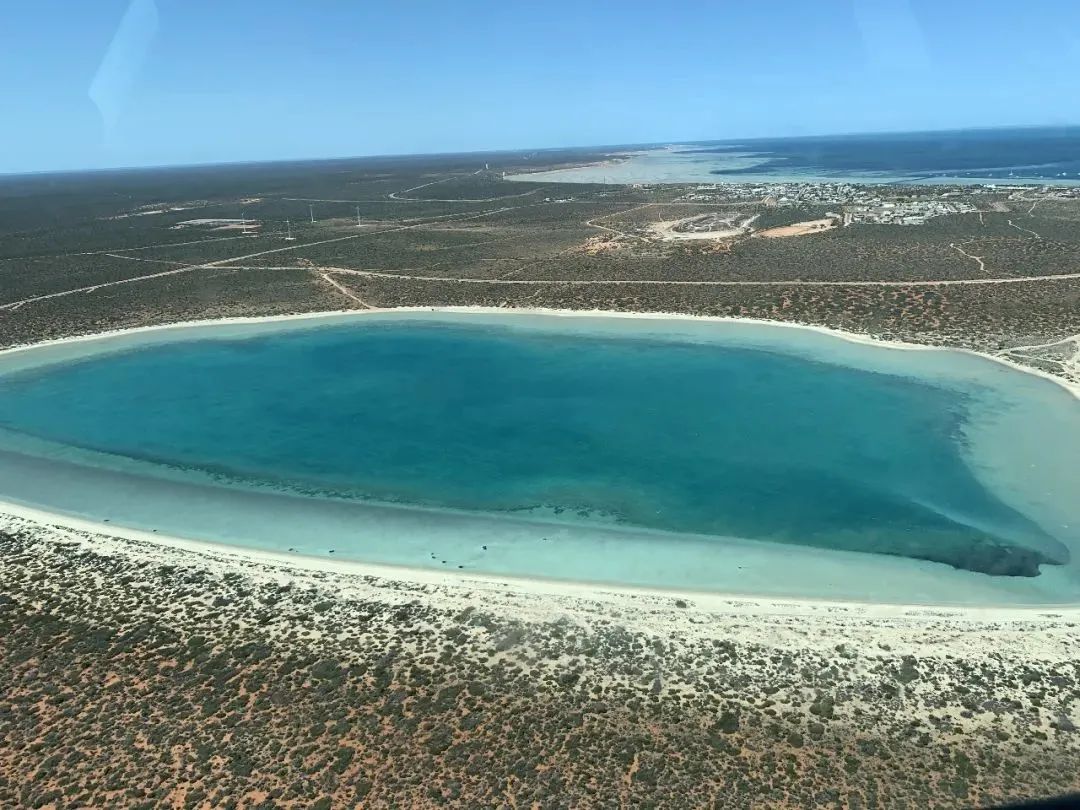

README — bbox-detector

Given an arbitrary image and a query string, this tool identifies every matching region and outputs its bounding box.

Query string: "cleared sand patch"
[756,218,839,238]
[650,212,758,241]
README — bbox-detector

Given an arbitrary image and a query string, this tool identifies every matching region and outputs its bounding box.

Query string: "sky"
[2,0,1080,174]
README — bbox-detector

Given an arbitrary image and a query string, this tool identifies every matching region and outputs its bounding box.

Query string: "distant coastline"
[506,127,1080,186]
[506,147,1080,186]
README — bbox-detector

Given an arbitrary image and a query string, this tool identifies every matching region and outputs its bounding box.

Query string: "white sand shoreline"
[1,305,1077,400]
[1,306,1078,614]
[4,499,1079,620]
[503,146,1080,188]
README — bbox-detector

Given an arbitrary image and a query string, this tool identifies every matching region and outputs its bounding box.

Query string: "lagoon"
[0,311,1078,604]
[507,128,1080,186]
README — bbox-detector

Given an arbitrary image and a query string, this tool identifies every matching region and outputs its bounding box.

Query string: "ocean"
[0,312,1077,603]
[507,127,1080,186]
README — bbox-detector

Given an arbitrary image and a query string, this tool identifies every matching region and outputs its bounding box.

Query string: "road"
[240,265,1080,289]
[384,173,545,202]
[0,207,510,312]
[0,234,254,263]
[5,192,1079,313]
[1007,219,1042,239]
[317,271,375,309]
[949,243,988,274]
[11,251,1075,313]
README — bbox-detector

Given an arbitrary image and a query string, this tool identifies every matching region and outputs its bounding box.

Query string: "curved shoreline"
[503,146,1080,187]
[4,500,1080,616]
[1,305,1077,400]
[1,306,1078,609]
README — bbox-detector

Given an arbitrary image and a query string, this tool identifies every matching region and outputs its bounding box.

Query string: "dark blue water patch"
[0,322,1062,576]
[690,126,1080,181]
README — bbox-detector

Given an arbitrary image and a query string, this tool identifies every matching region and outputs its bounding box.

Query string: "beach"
[3,502,1080,806]
[2,308,1080,805]
[0,308,1078,606]
[504,133,1080,187]
[3,306,1077,397]
[0,86,1078,808]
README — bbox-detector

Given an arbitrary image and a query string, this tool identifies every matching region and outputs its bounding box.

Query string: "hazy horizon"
[4,0,1080,174]
[3,122,1078,180]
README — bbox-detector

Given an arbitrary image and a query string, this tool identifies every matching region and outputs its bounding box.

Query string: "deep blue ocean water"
[696,127,1080,183]
[0,319,1066,577]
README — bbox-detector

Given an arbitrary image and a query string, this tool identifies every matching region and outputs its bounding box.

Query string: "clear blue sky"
[3,0,1079,173]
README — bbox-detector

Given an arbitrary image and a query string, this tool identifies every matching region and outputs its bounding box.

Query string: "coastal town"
[8,0,1080,804]
[679,180,1080,225]
[1,144,1079,808]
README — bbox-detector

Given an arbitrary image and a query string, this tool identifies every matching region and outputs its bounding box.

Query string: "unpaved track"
[387,175,459,199]
[6,194,1080,313]
[276,266,1080,288]
[317,271,375,309]
[385,173,544,202]
[0,234,254,263]
[0,208,509,312]
[105,253,188,266]
[997,333,1080,381]
[584,203,657,237]
[1007,219,1042,239]
[950,242,989,274]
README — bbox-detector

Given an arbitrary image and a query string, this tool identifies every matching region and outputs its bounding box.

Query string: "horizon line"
[2,121,1077,181]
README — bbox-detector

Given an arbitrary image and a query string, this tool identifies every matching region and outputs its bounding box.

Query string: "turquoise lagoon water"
[0,312,1078,604]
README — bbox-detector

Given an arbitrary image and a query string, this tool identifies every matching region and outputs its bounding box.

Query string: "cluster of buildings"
[682,181,972,206]
[1005,185,1080,201]
[680,182,888,206]
[678,182,981,226]
[843,199,976,226]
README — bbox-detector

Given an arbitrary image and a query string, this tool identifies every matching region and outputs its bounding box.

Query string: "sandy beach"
[1,305,1077,398]
[3,496,1080,806]
[3,495,1078,618]
[0,307,1078,607]
[503,145,1080,188]
[3,499,1080,702]
[2,308,1080,806]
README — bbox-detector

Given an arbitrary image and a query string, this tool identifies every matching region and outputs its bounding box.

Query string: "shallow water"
[1,312,1078,603]
[508,128,1080,186]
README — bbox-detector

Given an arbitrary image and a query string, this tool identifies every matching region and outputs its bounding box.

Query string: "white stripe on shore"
[1,308,1078,611]
[2,498,1079,615]
[1,306,1077,401]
